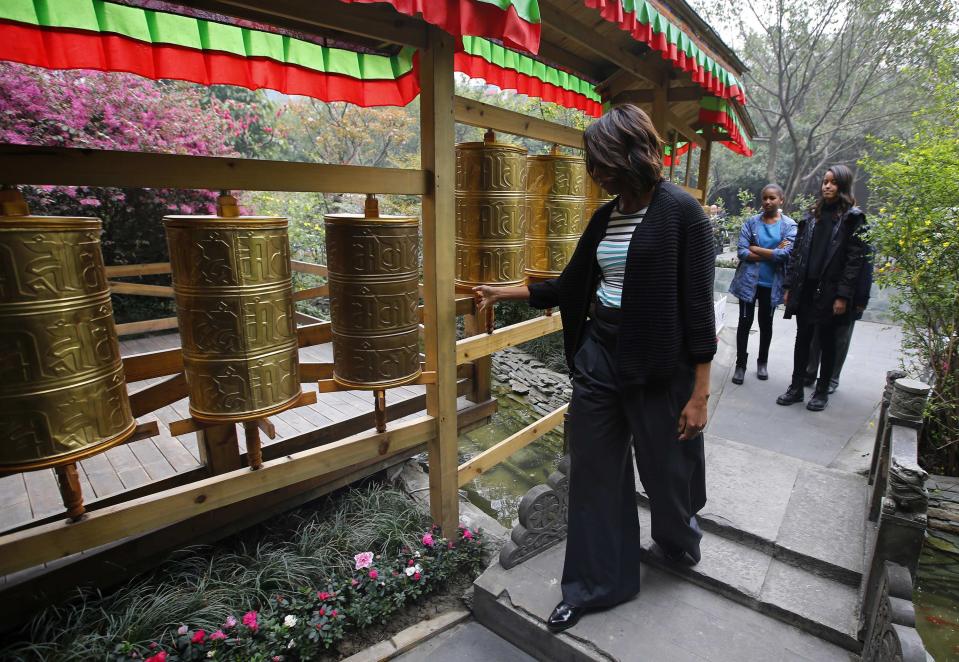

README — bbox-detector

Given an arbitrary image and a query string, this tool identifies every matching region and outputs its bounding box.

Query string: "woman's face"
[761,189,783,215]
[821,171,839,202]
[590,165,622,195]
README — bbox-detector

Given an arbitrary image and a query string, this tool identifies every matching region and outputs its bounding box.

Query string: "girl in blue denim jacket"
[728,185,797,384]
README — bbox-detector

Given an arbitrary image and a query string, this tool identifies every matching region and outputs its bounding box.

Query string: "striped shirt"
[596,206,647,308]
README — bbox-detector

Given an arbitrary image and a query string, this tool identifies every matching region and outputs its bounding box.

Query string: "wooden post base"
[54,463,85,521]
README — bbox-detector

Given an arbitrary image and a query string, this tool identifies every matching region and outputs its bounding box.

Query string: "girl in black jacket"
[776,165,867,411]
[473,105,715,632]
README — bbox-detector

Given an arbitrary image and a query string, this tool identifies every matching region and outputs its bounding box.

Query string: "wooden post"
[54,464,85,521]
[698,140,713,199]
[419,26,459,536]
[684,146,694,187]
[650,74,668,139]
[668,131,677,182]
[374,389,387,433]
[197,423,242,475]
[463,312,492,404]
[243,422,264,470]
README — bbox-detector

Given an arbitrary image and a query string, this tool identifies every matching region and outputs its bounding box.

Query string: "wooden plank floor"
[0,329,431,533]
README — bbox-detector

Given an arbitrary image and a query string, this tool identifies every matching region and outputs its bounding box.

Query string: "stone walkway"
[400,302,903,661]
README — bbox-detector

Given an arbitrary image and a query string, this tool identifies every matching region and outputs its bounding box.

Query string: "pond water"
[464,385,959,659]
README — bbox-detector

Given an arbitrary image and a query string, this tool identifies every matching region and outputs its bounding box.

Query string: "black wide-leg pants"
[561,321,707,608]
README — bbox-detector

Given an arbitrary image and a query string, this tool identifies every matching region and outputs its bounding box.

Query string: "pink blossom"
[319,607,326,617]
[354,551,374,569]
[462,529,474,540]
[210,630,227,641]
[408,559,415,567]
[413,572,422,581]
[242,610,259,631]
[177,625,189,635]
[369,569,378,580]
[331,609,338,617]
[191,630,207,644]
[145,652,167,662]
[351,578,359,587]
[223,615,237,629]
[422,533,434,547]
[317,591,331,601]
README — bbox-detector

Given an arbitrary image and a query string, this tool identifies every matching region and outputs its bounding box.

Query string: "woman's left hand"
[678,395,708,441]
[833,298,848,316]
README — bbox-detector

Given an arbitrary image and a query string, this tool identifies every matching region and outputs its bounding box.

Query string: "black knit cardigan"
[528,180,717,385]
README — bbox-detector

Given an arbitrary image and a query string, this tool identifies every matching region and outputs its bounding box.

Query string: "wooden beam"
[178,0,428,48]
[681,185,705,201]
[454,97,584,149]
[420,27,460,537]
[612,86,704,104]
[129,373,188,418]
[105,263,170,277]
[290,260,329,277]
[456,314,564,364]
[462,313,492,404]
[116,317,179,337]
[122,347,184,382]
[458,404,568,486]
[108,282,175,298]
[698,140,713,197]
[293,285,329,301]
[197,424,242,475]
[0,144,428,195]
[0,416,437,576]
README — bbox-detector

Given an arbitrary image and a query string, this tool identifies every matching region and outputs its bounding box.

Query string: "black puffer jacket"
[783,205,868,324]
[527,180,716,385]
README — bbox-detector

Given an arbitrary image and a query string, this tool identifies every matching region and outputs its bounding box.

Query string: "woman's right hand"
[472,285,502,314]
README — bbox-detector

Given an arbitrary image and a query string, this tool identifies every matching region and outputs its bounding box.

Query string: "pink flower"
[462,529,473,540]
[145,652,167,662]
[408,559,415,567]
[354,551,374,569]
[413,572,422,581]
[191,630,206,644]
[448,542,454,549]
[319,607,326,616]
[223,615,237,629]
[351,578,359,587]
[210,630,227,641]
[177,625,189,636]
[317,591,331,601]
[149,643,158,649]
[331,609,338,617]
[422,533,434,547]
[369,569,378,580]
[242,610,259,631]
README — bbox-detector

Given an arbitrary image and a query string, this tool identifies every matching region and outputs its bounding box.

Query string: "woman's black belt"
[588,301,621,349]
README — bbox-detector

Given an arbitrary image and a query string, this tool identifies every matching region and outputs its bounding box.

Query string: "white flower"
[207,652,215,659]
[414,551,421,558]
[283,614,298,628]
[415,563,423,573]
[288,639,296,649]
[404,566,416,576]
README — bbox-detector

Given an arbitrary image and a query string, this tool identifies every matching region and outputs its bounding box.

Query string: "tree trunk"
[766,124,780,184]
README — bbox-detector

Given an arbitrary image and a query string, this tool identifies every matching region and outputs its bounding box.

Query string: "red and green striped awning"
[456,37,602,117]
[699,95,753,156]
[585,0,746,104]
[0,0,420,107]
[340,0,542,54]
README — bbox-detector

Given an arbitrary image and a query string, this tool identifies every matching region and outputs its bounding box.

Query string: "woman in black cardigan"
[474,105,716,632]
[776,165,867,412]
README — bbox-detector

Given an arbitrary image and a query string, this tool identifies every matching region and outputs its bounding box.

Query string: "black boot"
[776,385,804,406]
[807,389,829,411]
[757,362,769,380]
[732,365,746,384]
[547,601,587,633]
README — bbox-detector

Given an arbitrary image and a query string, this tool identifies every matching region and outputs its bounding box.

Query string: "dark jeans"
[805,319,857,385]
[736,285,774,368]
[562,310,706,608]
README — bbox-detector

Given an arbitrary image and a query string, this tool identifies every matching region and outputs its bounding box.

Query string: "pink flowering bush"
[109,525,484,661]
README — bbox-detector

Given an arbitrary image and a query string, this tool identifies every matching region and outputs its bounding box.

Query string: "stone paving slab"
[775,465,868,584]
[392,620,537,662]
[473,541,854,662]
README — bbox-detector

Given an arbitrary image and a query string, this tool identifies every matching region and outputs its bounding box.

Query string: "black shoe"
[547,601,586,633]
[828,379,839,394]
[807,391,829,411]
[776,385,804,406]
[803,375,816,387]
[732,366,745,384]
[649,542,700,567]
[757,362,769,380]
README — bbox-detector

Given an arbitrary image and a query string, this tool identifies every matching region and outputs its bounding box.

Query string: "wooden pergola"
[0,0,753,608]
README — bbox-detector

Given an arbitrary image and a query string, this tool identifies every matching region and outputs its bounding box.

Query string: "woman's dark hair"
[761,183,784,198]
[583,104,663,193]
[813,164,856,217]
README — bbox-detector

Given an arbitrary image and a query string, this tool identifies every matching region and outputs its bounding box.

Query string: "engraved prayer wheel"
[165,202,301,423]
[0,191,135,473]
[324,196,421,389]
[584,175,613,225]
[524,151,587,278]
[455,131,528,288]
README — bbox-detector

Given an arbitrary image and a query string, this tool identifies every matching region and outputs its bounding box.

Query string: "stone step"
[637,436,868,587]
[473,541,855,662]
[636,505,861,652]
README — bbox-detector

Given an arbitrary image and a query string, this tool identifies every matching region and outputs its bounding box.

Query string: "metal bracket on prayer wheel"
[1,186,137,521]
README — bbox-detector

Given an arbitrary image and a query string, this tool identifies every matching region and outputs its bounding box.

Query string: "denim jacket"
[728,213,797,306]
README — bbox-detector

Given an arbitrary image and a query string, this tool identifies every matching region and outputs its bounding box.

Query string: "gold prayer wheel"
[584,175,613,224]
[455,131,528,288]
[165,203,301,423]
[324,196,421,389]
[0,191,135,473]
[524,151,587,278]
